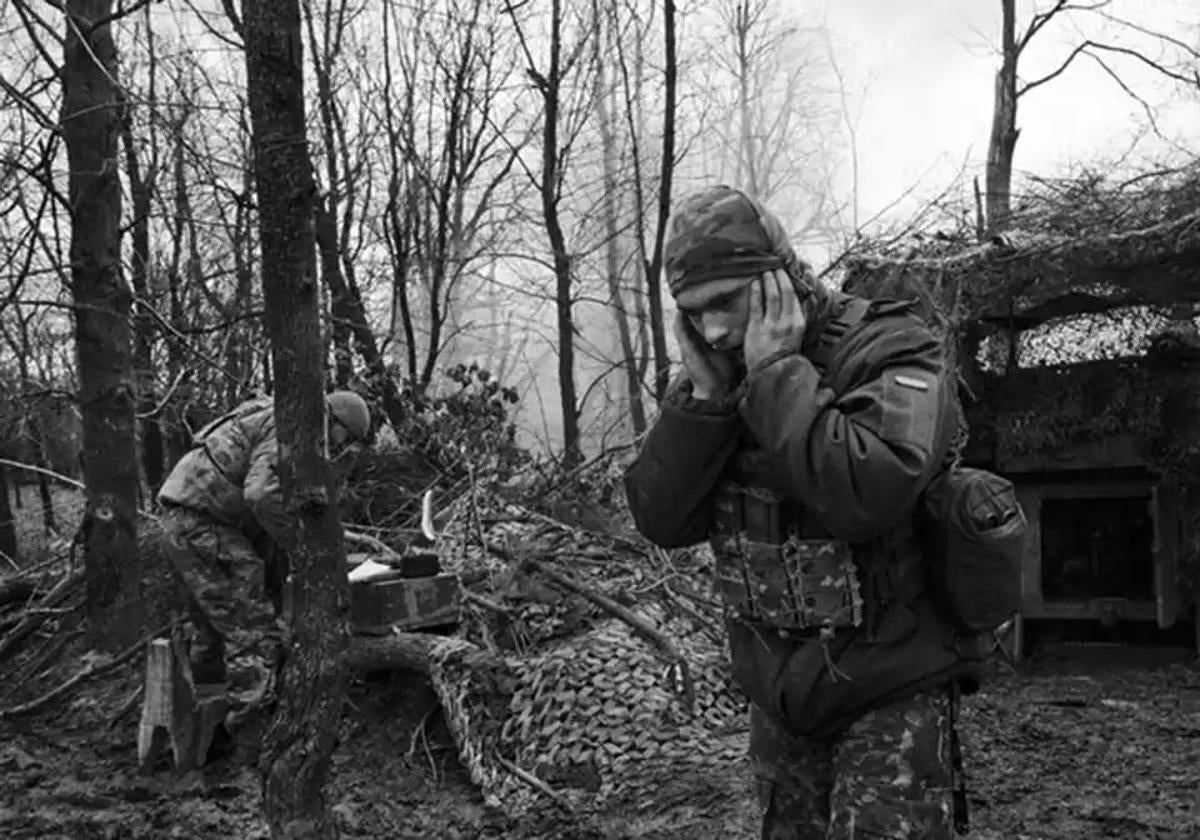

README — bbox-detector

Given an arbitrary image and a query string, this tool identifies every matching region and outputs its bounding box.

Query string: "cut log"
[345,632,440,674]
[136,636,229,774]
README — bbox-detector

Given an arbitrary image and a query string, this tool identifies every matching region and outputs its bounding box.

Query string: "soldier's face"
[677,277,753,352]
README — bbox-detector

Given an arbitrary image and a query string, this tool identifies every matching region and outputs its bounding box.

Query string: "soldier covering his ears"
[624,185,984,839]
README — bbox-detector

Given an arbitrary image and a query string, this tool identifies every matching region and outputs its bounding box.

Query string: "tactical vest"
[707,298,920,638]
[710,485,864,634]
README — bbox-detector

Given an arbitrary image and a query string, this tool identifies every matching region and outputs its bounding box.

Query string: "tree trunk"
[643,0,676,400]
[0,464,16,566]
[62,0,144,652]
[985,0,1019,237]
[229,161,258,404]
[34,430,57,536]
[733,3,759,198]
[120,96,164,498]
[310,5,409,419]
[242,1,350,836]
[165,115,192,468]
[306,15,355,390]
[15,324,59,535]
[541,0,582,466]
[316,203,408,433]
[315,201,355,388]
[593,10,646,436]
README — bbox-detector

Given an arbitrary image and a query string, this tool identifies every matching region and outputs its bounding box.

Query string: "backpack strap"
[808,296,872,374]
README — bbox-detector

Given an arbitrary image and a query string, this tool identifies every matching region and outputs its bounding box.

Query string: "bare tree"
[505,0,597,465]
[986,0,1200,234]
[303,0,413,431]
[241,0,348,834]
[381,0,528,394]
[118,6,165,496]
[592,0,645,435]
[611,0,678,401]
[706,0,840,224]
[62,0,144,651]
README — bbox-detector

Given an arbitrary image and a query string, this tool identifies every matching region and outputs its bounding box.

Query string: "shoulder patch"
[894,373,930,392]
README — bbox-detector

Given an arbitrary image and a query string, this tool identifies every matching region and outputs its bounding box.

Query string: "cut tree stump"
[136,636,229,774]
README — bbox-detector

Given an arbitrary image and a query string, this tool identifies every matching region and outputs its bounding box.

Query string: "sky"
[813,0,1198,246]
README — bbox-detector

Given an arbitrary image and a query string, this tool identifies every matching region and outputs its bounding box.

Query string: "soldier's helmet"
[325,390,371,443]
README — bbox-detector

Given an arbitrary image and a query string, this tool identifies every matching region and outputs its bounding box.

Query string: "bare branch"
[1021,38,1200,98]
[1018,39,1090,96]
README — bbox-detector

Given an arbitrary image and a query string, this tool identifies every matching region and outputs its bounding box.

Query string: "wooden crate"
[349,572,462,634]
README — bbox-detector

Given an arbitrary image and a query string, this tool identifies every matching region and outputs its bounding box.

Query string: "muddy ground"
[0,645,1196,840]
[3,486,1199,839]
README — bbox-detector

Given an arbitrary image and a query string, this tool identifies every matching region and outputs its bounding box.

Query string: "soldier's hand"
[743,269,807,373]
[674,312,735,401]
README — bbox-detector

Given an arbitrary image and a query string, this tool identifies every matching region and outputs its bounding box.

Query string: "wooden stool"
[136,636,229,774]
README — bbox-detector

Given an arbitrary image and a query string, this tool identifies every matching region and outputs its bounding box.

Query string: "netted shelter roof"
[840,169,1200,333]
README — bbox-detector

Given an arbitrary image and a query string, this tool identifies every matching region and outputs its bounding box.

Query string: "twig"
[661,586,726,648]
[494,754,573,811]
[516,552,696,712]
[0,571,84,665]
[466,463,488,551]
[517,507,648,555]
[0,458,84,490]
[408,700,441,782]
[344,528,402,560]
[463,590,511,616]
[12,625,84,690]
[135,369,188,419]
[107,684,144,729]
[0,626,167,720]
[23,606,78,617]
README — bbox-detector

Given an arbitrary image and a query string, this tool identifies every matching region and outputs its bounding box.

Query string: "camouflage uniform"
[753,692,955,839]
[157,398,295,704]
[624,185,979,838]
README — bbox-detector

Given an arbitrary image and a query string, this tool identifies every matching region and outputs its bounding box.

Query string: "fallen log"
[344,631,504,675]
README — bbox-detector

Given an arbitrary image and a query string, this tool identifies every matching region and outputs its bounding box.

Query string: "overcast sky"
[817,0,1198,233]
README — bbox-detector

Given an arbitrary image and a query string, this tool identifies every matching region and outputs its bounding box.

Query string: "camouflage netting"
[841,167,1200,333]
[967,354,1200,474]
[838,168,1200,466]
[420,488,758,836]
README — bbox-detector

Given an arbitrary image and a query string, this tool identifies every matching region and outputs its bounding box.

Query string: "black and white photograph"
[0,0,1197,837]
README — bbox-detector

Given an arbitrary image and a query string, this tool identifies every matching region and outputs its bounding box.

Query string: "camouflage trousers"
[751,689,957,839]
[159,505,283,711]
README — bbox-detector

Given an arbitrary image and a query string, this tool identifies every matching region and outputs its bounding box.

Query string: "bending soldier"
[157,390,371,742]
[624,186,985,839]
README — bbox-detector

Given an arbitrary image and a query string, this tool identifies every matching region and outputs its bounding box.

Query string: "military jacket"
[624,293,977,738]
[158,399,297,553]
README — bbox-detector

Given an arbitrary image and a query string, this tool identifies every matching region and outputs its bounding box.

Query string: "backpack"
[918,466,1027,633]
[809,296,1028,635]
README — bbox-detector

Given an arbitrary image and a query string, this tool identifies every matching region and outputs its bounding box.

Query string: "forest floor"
[2,485,1198,840]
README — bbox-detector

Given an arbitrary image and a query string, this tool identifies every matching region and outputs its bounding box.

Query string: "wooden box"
[349,572,462,634]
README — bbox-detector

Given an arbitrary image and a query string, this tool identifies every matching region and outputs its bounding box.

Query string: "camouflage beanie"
[662,185,815,305]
